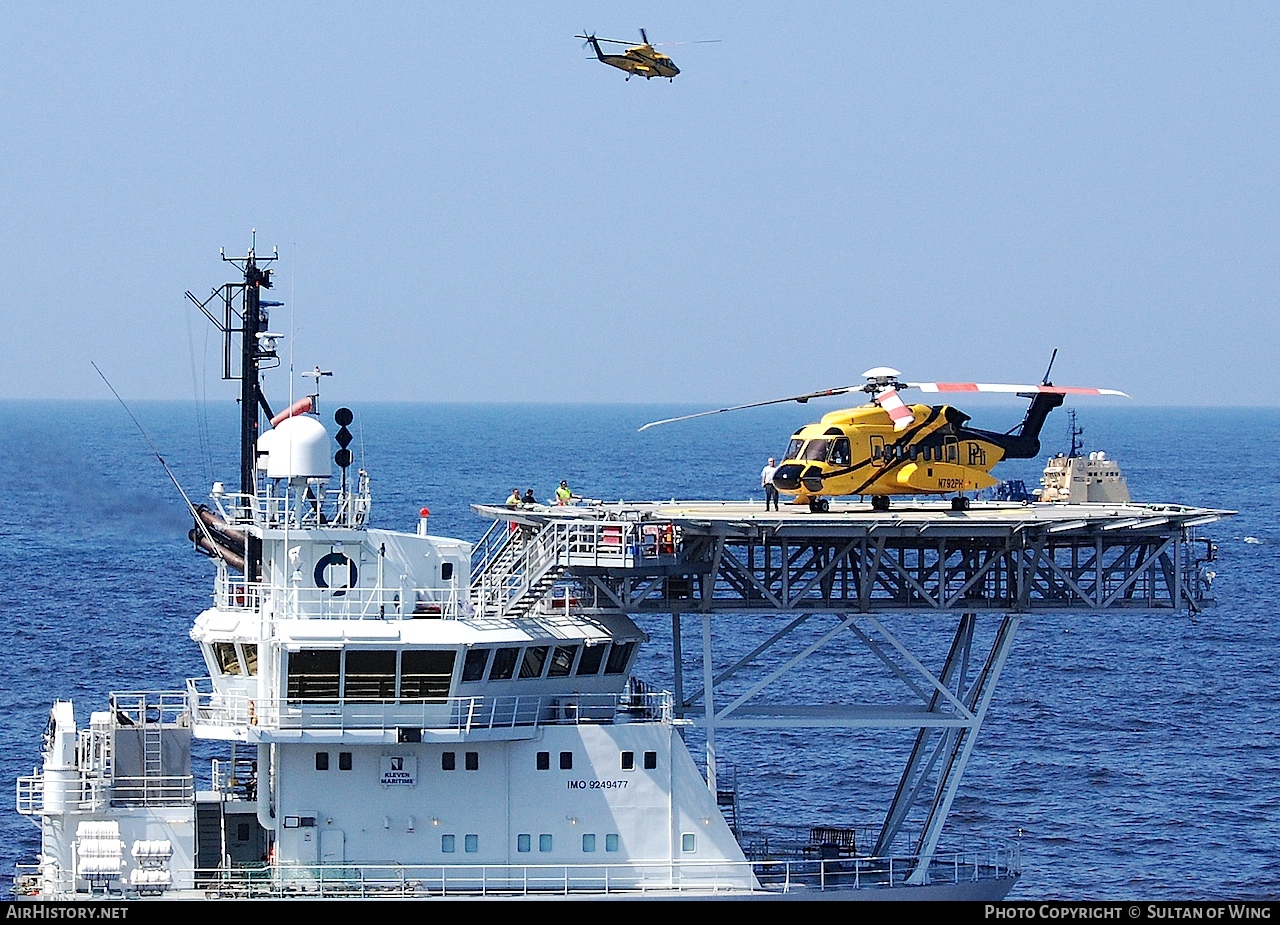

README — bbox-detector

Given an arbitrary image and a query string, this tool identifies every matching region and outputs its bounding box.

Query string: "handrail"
[186,682,673,732]
[12,846,1019,899]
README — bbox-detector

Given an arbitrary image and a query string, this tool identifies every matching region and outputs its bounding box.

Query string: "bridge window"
[287,650,340,703]
[461,648,489,682]
[344,650,396,701]
[548,645,577,677]
[576,645,606,676]
[242,644,258,676]
[213,642,241,676]
[519,646,549,679]
[401,650,455,700]
[605,642,635,675]
[490,647,520,680]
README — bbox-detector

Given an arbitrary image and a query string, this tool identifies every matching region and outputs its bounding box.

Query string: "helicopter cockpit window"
[785,439,804,460]
[827,438,851,466]
[802,439,831,461]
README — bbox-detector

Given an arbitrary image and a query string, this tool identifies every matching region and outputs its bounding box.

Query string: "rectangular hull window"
[490,647,520,681]
[401,650,456,700]
[605,642,635,675]
[519,646,549,679]
[548,646,577,677]
[288,650,340,703]
[576,645,606,676]
[344,650,396,701]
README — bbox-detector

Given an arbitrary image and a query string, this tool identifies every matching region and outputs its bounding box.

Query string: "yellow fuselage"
[771,404,1008,502]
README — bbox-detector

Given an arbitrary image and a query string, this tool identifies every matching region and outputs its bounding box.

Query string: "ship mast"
[1066,409,1084,458]
[186,231,281,580]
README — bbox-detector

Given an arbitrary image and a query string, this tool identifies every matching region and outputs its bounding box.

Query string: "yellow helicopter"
[575,29,717,81]
[640,354,1129,512]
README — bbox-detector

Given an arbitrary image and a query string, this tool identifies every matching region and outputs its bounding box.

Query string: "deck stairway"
[470,519,571,618]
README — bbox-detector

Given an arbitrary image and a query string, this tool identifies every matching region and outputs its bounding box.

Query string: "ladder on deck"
[471,520,570,618]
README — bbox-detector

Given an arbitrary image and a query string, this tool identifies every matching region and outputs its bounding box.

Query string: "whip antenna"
[91,362,224,557]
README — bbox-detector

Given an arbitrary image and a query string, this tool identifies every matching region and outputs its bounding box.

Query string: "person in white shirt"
[761,457,779,511]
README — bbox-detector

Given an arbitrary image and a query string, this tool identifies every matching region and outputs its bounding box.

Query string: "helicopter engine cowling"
[772,464,804,492]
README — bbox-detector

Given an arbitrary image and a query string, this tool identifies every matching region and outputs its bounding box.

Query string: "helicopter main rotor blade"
[638,386,861,431]
[575,35,636,45]
[907,382,1129,397]
[873,388,915,431]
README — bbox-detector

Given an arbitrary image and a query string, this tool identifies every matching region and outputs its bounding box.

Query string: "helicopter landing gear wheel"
[951,496,970,511]
[808,498,830,513]
[871,496,890,512]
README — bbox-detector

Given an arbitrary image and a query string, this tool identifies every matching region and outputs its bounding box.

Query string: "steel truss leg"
[874,612,1019,884]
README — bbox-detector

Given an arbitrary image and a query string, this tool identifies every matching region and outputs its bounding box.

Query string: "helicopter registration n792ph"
[640,361,1128,513]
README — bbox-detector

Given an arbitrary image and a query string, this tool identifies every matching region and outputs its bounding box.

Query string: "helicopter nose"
[670,64,680,74]
[772,464,803,491]
[800,466,825,493]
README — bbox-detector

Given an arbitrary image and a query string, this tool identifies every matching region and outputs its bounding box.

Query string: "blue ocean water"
[1,399,1276,900]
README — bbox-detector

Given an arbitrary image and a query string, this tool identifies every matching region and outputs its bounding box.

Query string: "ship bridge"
[468,497,1231,877]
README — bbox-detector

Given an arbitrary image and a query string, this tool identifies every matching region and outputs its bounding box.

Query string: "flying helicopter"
[639,353,1129,512]
[575,29,717,81]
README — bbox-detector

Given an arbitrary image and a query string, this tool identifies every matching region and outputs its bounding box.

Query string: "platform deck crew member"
[762,458,779,511]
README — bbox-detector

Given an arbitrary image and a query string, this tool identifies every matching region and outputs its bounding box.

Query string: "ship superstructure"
[1034,410,1131,504]
[14,245,1228,900]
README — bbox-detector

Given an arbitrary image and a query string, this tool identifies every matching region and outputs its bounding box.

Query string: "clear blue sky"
[2,3,1276,407]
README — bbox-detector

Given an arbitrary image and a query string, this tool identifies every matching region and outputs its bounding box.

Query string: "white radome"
[265,414,331,480]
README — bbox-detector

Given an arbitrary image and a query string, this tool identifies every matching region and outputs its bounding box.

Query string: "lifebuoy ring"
[314,552,358,590]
